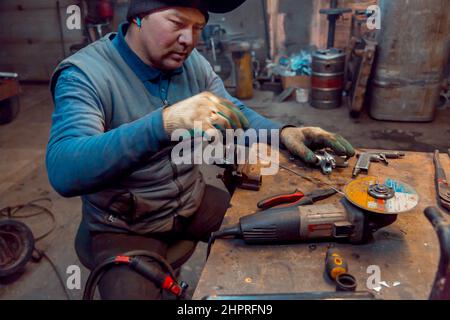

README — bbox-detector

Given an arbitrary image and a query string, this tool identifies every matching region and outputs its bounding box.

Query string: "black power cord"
[0,198,72,300]
[207,226,241,259]
[83,250,189,300]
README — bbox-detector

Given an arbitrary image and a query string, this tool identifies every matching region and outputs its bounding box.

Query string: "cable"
[0,198,57,241]
[33,248,72,300]
[83,250,188,300]
[0,198,70,299]
[206,226,241,260]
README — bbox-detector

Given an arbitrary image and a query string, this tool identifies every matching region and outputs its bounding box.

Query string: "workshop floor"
[0,85,449,300]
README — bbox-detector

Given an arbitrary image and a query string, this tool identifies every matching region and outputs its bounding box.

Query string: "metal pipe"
[327,0,338,48]
[56,1,67,59]
[261,0,272,60]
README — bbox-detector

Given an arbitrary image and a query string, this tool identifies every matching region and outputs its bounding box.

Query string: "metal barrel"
[369,0,450,122]
[311,48,346,109]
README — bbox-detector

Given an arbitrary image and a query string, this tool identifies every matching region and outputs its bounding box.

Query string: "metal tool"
[344,176,419,214]
[352,151,405,178]
[316,150,337,175]
[368,184,395,200]
[233,162,262,191]
[83,250,189,300]
[204,291,377,300]
[257,188,337,210]
[208,177,417,249]
[0,72,18,79]
[319,0,352,49]
[425,207,450,300]
[433,150,450,212]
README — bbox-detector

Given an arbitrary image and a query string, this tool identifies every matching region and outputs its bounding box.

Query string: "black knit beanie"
[127,0,247,22]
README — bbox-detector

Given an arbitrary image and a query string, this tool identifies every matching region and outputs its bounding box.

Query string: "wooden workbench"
[193,150,449,300]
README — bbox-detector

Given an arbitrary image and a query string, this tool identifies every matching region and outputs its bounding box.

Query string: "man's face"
[138,7,206,71]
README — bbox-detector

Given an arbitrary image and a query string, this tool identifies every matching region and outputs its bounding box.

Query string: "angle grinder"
[209,177,419,247]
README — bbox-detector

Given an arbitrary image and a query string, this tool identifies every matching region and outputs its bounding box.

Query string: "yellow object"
[232,51,254,100]
[331,267,347,280]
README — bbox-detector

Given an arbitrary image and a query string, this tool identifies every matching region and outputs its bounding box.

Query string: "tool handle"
[424,207,450,300]
[434,150,447,181]
[381,152,405,159]
[325,248,348,280]
[257,190,304,210]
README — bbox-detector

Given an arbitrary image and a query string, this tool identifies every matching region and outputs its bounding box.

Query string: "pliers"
[257,188,337,210]
[434,150,450,212]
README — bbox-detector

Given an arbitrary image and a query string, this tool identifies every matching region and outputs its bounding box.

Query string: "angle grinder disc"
[343,176,419,214]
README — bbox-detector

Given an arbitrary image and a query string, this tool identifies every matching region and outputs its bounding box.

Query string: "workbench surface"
[193,150,448,300]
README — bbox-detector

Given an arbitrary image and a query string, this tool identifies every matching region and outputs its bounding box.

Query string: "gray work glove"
[162,92,249,137]
[280,127,355,164]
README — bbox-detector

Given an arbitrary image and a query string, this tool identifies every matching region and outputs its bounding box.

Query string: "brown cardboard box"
[281,75,311,90]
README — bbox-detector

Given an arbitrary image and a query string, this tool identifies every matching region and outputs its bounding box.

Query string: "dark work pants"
[90,184,231,300]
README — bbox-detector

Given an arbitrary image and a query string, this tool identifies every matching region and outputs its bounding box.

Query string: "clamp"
[320,0,352,48]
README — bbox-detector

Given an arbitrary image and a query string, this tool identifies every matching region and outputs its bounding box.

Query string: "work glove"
[280,127,355,165]
[162,92,250,137]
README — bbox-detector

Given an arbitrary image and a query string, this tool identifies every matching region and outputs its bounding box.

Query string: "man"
[47,0,355,299]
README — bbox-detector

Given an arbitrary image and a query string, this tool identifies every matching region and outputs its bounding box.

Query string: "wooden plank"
[194,150,445,300]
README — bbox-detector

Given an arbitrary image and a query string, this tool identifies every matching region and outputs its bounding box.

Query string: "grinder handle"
[425,207,450,300]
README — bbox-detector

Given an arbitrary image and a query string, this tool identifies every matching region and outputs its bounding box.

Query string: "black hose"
[83,250,182,300]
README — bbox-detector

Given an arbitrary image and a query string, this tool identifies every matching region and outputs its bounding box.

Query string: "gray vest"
[51,33,208,234]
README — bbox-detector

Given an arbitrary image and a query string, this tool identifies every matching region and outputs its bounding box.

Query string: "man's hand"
[162,92,249,136]
[280,127,355,164]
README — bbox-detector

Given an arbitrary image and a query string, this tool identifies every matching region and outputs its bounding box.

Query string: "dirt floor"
[0,85,449,299]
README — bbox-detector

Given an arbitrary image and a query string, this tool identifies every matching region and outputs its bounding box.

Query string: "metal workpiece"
[353,151,405,178]
[315,150,337,175]
[0,72,19,79]
[433,150,450,212]
[204,291,377,300]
